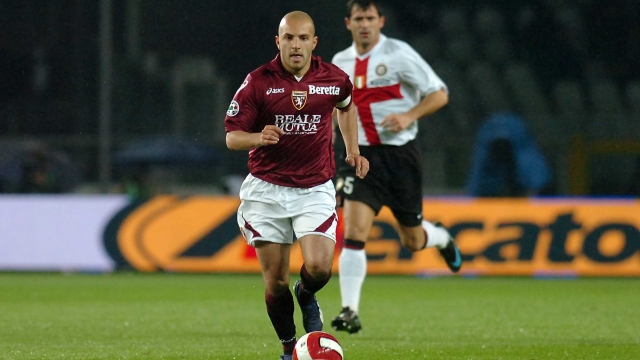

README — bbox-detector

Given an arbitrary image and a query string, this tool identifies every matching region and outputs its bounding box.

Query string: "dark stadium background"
[1,0,639,196]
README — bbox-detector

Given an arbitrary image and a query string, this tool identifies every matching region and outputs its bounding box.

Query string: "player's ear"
[275,36,280,50]
[344,17,351,30]
[379,15,386,29]
[312,36,318,50]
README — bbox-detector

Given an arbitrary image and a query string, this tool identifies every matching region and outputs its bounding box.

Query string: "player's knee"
[265,278,290,296]
[400,234,423,252]
[303,261,332,280]
[345,222,370,238]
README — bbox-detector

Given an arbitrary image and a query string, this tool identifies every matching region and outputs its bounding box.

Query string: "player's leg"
[335,199,374,327]
[395,219,461,272]
[387,140,462,272]
[288,181,338,332]
[290,180,339,333]
[236,174,298,356]
[295,234,335,332]
[298,234,335,282]
[255,241,298,355]
[395,218,449,251]
[332,146,383,333]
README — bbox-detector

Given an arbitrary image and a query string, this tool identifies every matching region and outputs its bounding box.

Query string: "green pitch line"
[0,273,638,359]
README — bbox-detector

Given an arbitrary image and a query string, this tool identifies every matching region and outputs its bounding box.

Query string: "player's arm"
[336,105,369,179]
[381,89,448,132]
[382,49,449,132]
[226,74,278,151]
[331,108,339,145]
[406,88,448,120]
[226,126,284,150]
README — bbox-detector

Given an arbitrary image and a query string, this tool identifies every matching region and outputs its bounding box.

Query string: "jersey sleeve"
[335,70,353,110]
[398,48,448,97]
[331,52,343,66]
[225,74,260,133]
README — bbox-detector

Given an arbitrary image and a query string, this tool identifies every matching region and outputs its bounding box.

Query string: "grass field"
[0,273,639,360]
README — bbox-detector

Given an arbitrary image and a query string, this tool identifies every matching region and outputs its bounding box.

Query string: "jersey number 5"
[343,176,355,194]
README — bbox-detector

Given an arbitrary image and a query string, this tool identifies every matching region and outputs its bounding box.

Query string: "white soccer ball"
[293,331,344,360]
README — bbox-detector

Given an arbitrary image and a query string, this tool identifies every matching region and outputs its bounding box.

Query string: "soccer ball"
[293,331,344,360]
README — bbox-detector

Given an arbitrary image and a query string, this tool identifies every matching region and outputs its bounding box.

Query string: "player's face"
[345,5,385,51]
[276,20,318,77]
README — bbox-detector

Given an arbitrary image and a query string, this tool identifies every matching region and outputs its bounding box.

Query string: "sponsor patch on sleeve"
[227,100,240,117]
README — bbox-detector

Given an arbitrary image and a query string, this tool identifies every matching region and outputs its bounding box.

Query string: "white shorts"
[237,174,338,246]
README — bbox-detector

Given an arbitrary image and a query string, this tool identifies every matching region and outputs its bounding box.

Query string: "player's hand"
[260,125,284,146]
[345,154,369,179]
[381,113,413,133]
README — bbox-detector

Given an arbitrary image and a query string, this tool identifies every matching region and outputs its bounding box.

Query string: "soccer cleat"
[435,222,462,273]
[293,280,324,332]
[280,355,292,360]
[331,307,362,334]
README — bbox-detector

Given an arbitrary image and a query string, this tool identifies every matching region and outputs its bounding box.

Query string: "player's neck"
[282,61,311,79]
[355,38,380,56]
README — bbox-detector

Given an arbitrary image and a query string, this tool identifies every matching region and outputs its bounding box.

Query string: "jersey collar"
[353,33,387,60]
[267,54,321,78]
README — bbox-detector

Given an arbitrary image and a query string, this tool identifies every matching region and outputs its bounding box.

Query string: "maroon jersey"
[225,54,353,188]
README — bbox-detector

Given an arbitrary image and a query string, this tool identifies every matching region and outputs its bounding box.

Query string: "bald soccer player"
[224,11,369,359]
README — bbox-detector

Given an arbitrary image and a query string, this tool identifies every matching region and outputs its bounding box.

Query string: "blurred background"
[1,0,639,198]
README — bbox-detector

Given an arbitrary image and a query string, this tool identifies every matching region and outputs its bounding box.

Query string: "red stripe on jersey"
[354,58,379,145]
[353,57,403,146]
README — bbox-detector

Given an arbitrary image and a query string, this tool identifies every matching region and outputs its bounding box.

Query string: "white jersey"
[332,34,447,146]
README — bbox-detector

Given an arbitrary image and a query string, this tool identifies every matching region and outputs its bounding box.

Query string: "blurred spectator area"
[1,0,639,196]
[392,0,640,195]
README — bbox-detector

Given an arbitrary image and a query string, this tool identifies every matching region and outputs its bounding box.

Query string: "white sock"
[422,221,450,249]
[338,248,367,314]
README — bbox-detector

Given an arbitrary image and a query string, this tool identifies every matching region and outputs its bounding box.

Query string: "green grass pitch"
[0,273,638,359]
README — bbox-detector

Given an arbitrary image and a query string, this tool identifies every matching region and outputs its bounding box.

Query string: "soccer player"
[224,11,369,360]
[330,0,462,334]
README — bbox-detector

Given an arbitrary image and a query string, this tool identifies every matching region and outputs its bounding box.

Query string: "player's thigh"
[385,141,424,226]
[396,222,425,249]
[291,181,338,241]
[342,199,376,241]
[237,175,294,245]
[254,241,292,292]
[291,184,337,273]
[237,201,294,245]
[336,146,385,214]
[298,234,335,274]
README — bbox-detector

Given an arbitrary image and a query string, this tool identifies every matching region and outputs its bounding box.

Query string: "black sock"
[344,238,365,250]
[265,290,296,354]
[297,264,331,305]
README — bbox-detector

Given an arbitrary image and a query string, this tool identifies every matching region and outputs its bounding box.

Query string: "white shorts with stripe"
[237,174,338,246]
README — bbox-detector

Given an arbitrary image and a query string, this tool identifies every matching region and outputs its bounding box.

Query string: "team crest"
[375,63,387,76]
[291,91,307,110]
[354,75,366,89]
[227,100,239,117]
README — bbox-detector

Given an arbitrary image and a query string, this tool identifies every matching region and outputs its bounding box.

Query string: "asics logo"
[266,87,285,95]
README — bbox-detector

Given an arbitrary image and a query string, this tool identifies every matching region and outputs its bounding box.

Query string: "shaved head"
[275,10,318,77]
[279,11,315,37]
